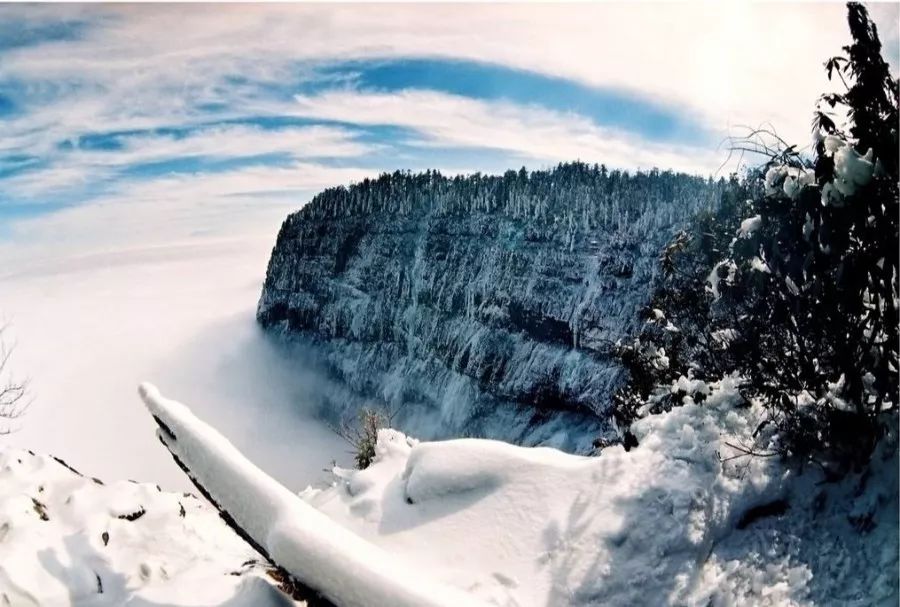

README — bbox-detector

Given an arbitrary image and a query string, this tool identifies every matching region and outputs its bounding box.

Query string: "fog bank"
[0,237,345,492]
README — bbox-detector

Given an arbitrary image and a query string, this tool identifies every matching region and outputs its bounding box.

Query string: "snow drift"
[0,448,293,606]
[305,379,899,606]
[139,382,483,607]
[140,381,897,606]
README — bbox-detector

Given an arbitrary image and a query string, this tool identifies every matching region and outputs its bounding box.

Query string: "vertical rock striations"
[258,163,724,452]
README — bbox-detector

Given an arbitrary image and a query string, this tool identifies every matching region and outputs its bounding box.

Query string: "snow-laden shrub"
[764,166,815,199]
[614,2,898,472]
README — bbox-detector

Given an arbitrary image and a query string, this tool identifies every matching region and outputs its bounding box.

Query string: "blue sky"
[0,2,897,257]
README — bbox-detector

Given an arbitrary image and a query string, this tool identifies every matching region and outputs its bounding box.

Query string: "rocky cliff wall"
[257,164,723,451]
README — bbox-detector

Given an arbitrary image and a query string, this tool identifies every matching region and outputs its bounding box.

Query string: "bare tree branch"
[0,323,30,435]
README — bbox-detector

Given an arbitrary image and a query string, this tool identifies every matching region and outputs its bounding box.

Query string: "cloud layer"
[1,2,897,257]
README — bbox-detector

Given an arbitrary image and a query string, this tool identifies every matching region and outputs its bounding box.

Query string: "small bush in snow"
[336,407,390,470]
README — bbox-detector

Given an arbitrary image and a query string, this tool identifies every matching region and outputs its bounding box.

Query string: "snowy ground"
[0,379,895,606]
[304,383,898,606]
[135,381,897,607]
[0,237,345,493]
[0,447,298,606]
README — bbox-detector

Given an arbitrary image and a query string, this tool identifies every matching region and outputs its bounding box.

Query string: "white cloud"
[1,2,891,260]
[87,124,375,164]
[0,161,379,263]
[0,3,863,148]
[292,89,720,174]
[1,149,501,262]
[0,230,347,489]
[3,124,376,199]
[1,165,95,200]
[869,3,900,74]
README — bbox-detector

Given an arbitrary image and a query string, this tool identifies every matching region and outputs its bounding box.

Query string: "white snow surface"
[738,214,762,236]
[139,383,483,607]
[833,145,874,196]
[764,166,814,200]
[822,135,876,195]
[302,378,899,607]
[706,259,737,299]
[0,447,296,606]
[18,379,894,606]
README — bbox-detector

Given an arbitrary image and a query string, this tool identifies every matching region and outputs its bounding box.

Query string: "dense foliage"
[615,3,898,472]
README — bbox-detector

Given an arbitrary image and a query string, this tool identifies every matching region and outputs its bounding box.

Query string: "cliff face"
[257,164,723,452]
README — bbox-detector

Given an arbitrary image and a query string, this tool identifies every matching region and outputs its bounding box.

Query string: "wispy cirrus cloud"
[3,124,378,199]
[291,89,720,175]
[0,161,382,263]
[0,2,895,258]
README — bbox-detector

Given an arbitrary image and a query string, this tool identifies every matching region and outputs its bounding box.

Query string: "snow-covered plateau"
[7,380,890,606]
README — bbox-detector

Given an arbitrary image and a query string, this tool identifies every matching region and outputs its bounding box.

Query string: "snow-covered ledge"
[139,382,483,607]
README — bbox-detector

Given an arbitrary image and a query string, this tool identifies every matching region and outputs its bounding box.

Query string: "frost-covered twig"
[0,324,29,435]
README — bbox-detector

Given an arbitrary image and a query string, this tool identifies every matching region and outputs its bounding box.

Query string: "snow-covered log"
[139,382,485,607]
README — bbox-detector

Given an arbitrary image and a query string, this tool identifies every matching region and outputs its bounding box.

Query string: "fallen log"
[140,382,482,607]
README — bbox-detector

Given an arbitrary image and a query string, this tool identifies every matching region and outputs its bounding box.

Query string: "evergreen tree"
[615,2,898,472]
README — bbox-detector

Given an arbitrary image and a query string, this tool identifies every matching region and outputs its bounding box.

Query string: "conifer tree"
[615,2,898,471]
